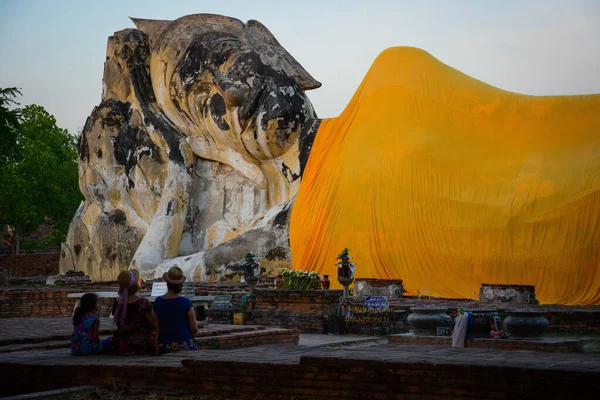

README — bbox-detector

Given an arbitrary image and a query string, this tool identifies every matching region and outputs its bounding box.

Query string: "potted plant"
[336,248,355,298]
[279,268,321,290]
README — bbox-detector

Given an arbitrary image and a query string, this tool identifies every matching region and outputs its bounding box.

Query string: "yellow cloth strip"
[290,47,600,305]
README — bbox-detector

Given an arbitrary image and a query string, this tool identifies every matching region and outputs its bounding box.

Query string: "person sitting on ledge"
[490,314,506,339]
[153,266,199,354]
[71,293,113,355]
[112,270,157,355]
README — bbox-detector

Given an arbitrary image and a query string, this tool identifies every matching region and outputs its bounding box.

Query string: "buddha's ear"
[130,17,171,46]
[246,20,321,91]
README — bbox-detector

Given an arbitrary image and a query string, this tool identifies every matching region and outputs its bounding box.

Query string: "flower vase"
[321,275,331,290]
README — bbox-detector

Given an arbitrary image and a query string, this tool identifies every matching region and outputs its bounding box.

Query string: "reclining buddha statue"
[61,13,600,305]
[60,14,321,282]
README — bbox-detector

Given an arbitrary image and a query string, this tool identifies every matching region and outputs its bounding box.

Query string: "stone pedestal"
[354,279,403,298]
[479,284,536,305]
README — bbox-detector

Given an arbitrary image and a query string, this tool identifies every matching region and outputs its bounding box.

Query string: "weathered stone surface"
[156,200,293,281]
[354,279,404,298]
[45,274,92,286]
[480,283,537,304]
[61,14,321,281]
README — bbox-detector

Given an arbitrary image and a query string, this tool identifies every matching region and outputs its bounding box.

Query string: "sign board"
[363,295,389,311]
[151,282,168,297]
[182,282,195,297]
[211,295,233,310]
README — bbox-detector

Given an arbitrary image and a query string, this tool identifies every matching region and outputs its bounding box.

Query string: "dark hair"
[167,282,183,294]
[73,293,99,325]
[117,270,140,296]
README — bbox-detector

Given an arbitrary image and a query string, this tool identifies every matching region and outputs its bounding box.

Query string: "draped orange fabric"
[290,47,600,305]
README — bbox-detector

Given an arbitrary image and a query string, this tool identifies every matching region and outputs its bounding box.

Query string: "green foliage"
[19,238,43,252]
[280,268,321,290]
[0,89,82,252]
[336,248,350,259]
[0,87,22,165]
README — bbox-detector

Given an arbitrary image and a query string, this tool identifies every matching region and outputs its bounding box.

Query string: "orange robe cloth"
[290,47,600,306]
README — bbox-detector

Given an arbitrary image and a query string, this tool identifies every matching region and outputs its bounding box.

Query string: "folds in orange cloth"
[290,47,600,305]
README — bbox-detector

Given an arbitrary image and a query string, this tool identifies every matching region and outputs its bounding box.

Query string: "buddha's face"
[136,15,320,162]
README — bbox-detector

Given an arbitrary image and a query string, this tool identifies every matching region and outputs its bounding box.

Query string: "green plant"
[280,268,321,290]
[0,94,82,253]
[19,238,42,251]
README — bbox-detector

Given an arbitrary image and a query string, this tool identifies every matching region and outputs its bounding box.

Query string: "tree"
[0,88,22,166]
[0,90,82,253]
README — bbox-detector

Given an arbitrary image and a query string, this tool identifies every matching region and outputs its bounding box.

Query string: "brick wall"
[546,310,600,332]
[2,287,600,335]
[0,253,60,277]
[194,281,275,308]
[248,289,343,332]
[0,289,114,318]
[1,353,597,398]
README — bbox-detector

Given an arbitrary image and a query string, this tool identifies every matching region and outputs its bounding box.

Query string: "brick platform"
[0,318,115,346]
[0,344,598,399]
[0,318,297,353]
[388,299,600,334]
[2,287,600,334]
[0,289,115,318]
[195,326,298,350]
[249,289,342,332]
[389,333,584,353]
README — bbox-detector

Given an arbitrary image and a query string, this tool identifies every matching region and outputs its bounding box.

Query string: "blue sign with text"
[363,296,389,311]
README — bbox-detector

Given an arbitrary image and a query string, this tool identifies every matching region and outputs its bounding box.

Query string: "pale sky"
[1,0,599,134]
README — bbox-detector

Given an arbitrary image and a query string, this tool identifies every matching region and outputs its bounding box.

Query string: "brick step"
[0,335,116,353]
[195,324,262,337]
[0,386,99,400]
[0,340,69,353]
[195,327,299,349]
[0,328,115,347]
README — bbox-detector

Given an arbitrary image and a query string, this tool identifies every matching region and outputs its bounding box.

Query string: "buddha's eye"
[210,39,243,65]
[218,40,240,55]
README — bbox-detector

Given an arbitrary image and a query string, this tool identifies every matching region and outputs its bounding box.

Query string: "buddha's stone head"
[132,14,320,166]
